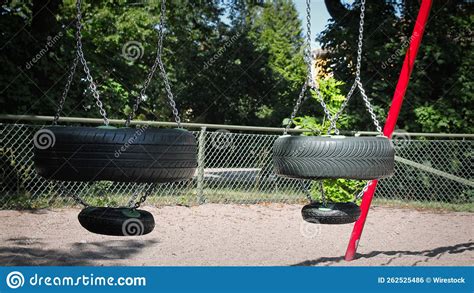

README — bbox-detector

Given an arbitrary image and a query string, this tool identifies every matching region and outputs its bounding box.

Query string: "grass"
[1,190,472,212]
[372,198,474,213]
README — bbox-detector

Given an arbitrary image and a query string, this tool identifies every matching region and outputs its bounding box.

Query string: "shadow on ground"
[1,238,472,266]
[0,237,158,265]
[292,241,474,266]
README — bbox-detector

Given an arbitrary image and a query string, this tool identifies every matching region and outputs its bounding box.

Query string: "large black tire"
[78,207,155,236]
[33,126,197,183]
[302,202,361,224]
[273,135,394,180]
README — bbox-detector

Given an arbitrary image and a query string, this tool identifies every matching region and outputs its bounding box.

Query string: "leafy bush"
[290,77,366,203]
[310,179,365,203]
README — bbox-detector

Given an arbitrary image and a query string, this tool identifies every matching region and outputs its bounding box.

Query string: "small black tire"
[301,202,361,224]
[33,126,197,183]
[273,135,394,180]
[78,207,155,236]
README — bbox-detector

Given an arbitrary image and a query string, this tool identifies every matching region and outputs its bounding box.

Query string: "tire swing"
[273,0,394,224]
[33,0,197,236]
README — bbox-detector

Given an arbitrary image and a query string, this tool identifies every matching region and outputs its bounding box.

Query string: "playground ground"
[0,204,472,266]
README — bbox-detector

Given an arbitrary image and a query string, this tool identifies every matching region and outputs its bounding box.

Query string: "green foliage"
[318,1,473,133]
[291,77,365,203]
[243,0,306,125]
[311,179,365,203]
[0,0,305,127]
[1,0,472,131]
[291,77,348,133]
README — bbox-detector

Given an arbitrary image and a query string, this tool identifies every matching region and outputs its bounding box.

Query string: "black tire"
[33,126,197,183]
[302,202,361,224]
[78,207,155,236]
[273,135,394,180]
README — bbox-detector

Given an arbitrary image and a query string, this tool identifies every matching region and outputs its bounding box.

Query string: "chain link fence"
[1,122,472,209]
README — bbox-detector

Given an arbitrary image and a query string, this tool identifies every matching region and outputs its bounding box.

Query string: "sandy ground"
[0,204,472,266]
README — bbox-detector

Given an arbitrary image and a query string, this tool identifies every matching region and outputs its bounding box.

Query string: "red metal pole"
[344,0,432,261]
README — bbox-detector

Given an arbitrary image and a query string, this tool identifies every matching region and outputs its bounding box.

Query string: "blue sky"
[293,0,332,48]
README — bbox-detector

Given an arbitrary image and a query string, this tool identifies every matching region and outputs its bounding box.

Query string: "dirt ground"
[0,204,472,266]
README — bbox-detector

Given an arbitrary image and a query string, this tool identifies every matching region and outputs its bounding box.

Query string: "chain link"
[51,0,175,209]
[299,180,313,203]
[73,0,181,127]
[284,0,332,134]
[57,180,157,209]
[355,0,365,80]
[126,183,146,208]
[304,0,313,79]
[300,178,375,205]
[319,181,327,206]
[125,0,182,127]
[57,182,89,207]
[354,180,373,201]
[327,81,356,134]
[357,80,383,133]
[300,178,374,205]
[156,0,181,127]
[3,124,471,208]
[75,0,109,125]
[299,180,328,206]
[131,183,158,209]
[284,80,308,134]
[327,0,383,135]
[309,81,334,126]
[53,53,80,125]
[304,0,334,130]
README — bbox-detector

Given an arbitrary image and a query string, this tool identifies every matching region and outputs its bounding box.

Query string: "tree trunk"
[324,0,355,26]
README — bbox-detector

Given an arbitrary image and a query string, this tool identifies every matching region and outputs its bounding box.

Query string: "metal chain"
[304,0,313,79]
[53,0,170,208]
[57,181,157,209]
[283,0,311,134]
[327,0,383,135]
[284,0,333,134]
[299,180,327,206]
[355,0,365,82]
[357,80,383,133]
[57,182,89,207]
[301,178,371,205]
[327,0,365,134]
[126,183,147,208]
[309,81,333,124]
[131,183,158,209]
[327,81,357,134]
[156,0,181,128]
[75,0,109,125]
[124,55,160,126]
[299,180,313,203]
[53,53,80,125]
[125,0,181,127]
[284,80,308,134]
[305,0,334,127]
[319,181,327,206]
[354,0,382,134]
[354,180,373,201]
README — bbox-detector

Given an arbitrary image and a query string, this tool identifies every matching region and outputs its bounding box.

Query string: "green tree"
[0,0,307,127]
[245,0,306,126]
[319,0,473,133]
